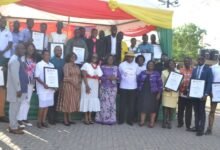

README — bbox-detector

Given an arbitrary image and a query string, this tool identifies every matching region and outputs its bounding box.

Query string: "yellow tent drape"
[0,0,20,6]
[109,0,173,29]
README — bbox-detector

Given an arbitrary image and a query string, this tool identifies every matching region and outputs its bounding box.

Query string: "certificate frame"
[142,52,152,65]
[212,82,220,102]
[44,67,59,88]
[0,66,4,86]
[50,43,64,59]
[189,79,205,99]
[164,71,184,92]
[73,47,85,64]
[153,44,162,59]
[32,31,45,51]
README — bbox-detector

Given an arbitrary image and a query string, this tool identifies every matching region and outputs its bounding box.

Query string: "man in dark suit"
[190,56,213,136]
[86,28,98,61]
[105,25,121,64]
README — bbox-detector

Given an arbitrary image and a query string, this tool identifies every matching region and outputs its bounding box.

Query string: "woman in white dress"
[80,53,103,125]
[35,50,55,128]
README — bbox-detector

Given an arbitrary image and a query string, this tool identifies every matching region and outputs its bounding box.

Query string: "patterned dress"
[57,63,81,112]
[95,65,119,125]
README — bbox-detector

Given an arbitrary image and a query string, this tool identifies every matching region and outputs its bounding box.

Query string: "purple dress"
[95,65,118,125]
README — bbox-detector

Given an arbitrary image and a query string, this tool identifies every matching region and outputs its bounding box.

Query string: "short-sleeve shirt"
[211,63,220,82]
[20,28,32,43]
[0,28,13,58]
[35,60,55,94]
[50,32,67,44]
[119,61,138,90]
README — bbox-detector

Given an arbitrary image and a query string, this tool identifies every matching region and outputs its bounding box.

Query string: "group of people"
[0,16,219,137]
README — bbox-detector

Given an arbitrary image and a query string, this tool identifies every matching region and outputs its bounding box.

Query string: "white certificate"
[44,67,59,88]
[0,66,4,86]
[189,79,205,98]
[50,43,64,59]
[142,53,152,64]
[153,44,162,59]
[165,71,183,92]
[212,83,220,102]
[32,31,45,50]
[73,47,85,64]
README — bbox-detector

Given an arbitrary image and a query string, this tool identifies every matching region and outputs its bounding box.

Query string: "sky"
[119,0,220,50]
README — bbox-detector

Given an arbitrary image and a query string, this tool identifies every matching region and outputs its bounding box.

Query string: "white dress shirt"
[0,28,13,58]
[111,36,117,55]
[119,61,138,90]
[50,32,67,44]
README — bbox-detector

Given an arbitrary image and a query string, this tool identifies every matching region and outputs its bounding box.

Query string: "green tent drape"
[157,28,173,58]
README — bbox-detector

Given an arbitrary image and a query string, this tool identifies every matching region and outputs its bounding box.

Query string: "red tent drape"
[123,25,156,37]
[18,0,134,20]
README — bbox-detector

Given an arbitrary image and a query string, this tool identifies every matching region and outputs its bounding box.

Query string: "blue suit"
[191,64,213,133]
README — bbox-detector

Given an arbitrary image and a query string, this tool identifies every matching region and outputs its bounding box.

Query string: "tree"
[172,23,206,61]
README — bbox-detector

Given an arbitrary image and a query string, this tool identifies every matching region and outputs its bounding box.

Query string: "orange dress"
[57,63,81,112]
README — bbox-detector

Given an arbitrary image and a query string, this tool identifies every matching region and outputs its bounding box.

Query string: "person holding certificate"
[161,59,179,129]
[178,57,193,130]
[19,18,34,45]
[65,29,88,64]
[57,53,81,126]
[49,21,67,44]
[205,57,220,135]
[190,56,213,136]
[136,34,153,54]
[48,45,65,125]
[35,50,56,128]
[80,53,103,125]
[137,60,163,128]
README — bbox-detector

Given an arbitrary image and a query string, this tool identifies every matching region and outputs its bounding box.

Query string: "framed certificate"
[50,43,64,59]
[189,79,205,98]
[0,66,4,86]
[142,53,152,64]
[44,67,59,88]
[153,44,162,59]
[73,47,85,64]
[165,71,183,92]
[212,83,220,102]
[32,31,45,50]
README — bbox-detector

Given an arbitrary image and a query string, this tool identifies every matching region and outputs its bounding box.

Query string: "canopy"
[0,0,173,57]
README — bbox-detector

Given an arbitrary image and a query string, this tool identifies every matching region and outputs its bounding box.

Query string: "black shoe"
[127,122,133,126]
[189,127,197,132]
[63,122,71,126]
[186,128,191,131]
[167,123,172,129]
[205,129,212,135]
[42,122,49,128]
[196,132,204,136]
[177,124,183,128]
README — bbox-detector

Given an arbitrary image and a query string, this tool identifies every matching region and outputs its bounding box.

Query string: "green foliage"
[172,23,206,61]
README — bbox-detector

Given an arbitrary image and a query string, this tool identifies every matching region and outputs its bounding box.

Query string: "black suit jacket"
[105,35,121,64]
[86,38,97,60]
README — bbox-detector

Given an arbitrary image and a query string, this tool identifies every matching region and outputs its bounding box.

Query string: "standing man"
[20,18,34,45]
[137,34,153,54]
[118,51,138,126]
[129,38,138,52]
[96,30,106,61]
[0,17,13,121]
[50,21,67,44]
[48,46,65,125]
[79,27,87,41]
[178,57,193,130]
[190,56,213,136]
[7,43,28,134]
[106,25,119,63]
[65,29,88,64]
[150,34,157,45]
[40,23,49,50]
[86,28,98,60]
[117,31,128,62]
[155,53,169,75]
[205,56,220,135]
[11,20,21,55]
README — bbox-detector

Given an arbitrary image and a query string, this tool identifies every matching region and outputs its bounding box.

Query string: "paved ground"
[0,112,220,150]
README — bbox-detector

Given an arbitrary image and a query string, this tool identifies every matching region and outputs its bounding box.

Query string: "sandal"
[83,121,90,125]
